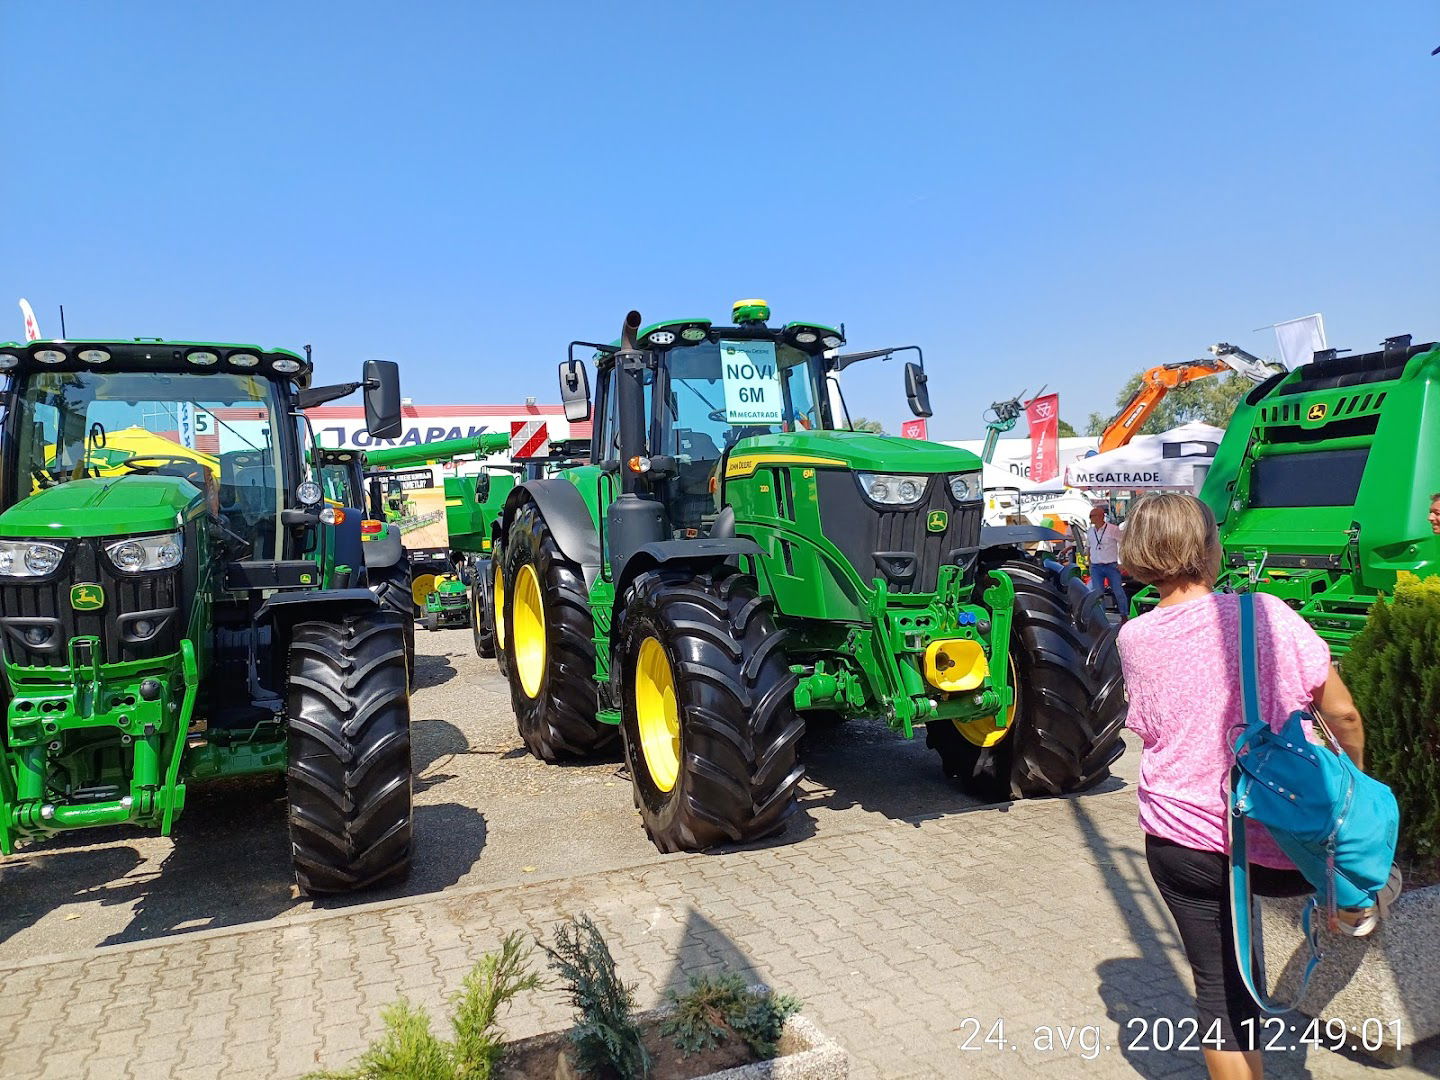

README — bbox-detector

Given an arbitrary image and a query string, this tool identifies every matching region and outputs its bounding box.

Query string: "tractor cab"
[0,339,414,894]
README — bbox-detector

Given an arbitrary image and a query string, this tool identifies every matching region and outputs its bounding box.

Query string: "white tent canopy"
[1063,422,1224,491]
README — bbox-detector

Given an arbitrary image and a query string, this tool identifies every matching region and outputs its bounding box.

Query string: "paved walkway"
[1,780,1433,1079]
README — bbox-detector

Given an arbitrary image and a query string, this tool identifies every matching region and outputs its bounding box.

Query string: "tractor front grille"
[0,540,182,668]
[815,471,982,594]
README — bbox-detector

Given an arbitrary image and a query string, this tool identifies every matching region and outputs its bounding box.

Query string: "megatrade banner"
[1025,393,1060,484]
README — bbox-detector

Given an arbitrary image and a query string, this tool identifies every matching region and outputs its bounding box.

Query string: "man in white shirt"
[1086,504,1128,621]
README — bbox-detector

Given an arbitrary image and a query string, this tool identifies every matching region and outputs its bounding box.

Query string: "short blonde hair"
[1119,492,1222,587]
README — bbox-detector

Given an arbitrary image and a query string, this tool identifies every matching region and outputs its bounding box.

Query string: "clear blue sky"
[3,2,1436,439]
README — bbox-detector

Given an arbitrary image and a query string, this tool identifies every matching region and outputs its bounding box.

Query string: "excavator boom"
[1097,359,1228,453]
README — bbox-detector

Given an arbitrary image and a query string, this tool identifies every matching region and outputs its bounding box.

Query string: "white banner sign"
[720,340,783,424]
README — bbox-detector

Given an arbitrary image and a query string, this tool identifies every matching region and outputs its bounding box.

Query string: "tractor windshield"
[657,340,824,462]
[8,370,289,558]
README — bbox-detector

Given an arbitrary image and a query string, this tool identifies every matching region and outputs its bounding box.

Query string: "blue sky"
[2,2,1436,439]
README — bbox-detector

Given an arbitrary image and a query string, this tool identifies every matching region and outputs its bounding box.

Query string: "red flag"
[1025,393,1060,483]
[900,418,928,439]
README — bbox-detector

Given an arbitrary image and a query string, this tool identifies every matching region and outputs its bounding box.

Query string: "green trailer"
[1150,334,1440,654]
[0,339,415,893]
[495,302,1127,852]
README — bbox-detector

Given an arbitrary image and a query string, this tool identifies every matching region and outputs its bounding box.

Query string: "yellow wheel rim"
[494,565,506,650]
[634,636,680,793]
[412,573,436,610]
[512,563,546,698]
[953,656,1021,748]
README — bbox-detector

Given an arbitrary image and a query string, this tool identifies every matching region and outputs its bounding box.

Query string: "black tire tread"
[617,564,804,852]
[286,611,413,895]
[927,557,1127,801]
[502,502,612,759]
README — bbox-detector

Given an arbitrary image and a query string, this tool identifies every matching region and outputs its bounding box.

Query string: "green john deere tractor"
[0,339,414,893]
[1158,334,1440,654]
[495,302,1126,852]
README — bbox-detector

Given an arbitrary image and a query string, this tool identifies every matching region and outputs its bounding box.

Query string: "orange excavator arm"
[1098,358,1228,453]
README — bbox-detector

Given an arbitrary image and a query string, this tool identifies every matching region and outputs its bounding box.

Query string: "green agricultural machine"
[363,431,512,641]
[0,338,414,893]
[1176,334,1440,654]
[495,302,1126,852]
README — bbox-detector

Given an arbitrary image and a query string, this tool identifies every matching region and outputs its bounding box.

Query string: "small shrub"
[661,973,801,1060]
[1342,574,1440,863]
[307,932,542,1080]
[542,914,649,1080]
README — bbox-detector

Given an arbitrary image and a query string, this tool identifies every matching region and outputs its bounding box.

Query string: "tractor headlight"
[0,540,68,577]
[104,532,183,573]
[855,472,929,507]
[948,471,982,502]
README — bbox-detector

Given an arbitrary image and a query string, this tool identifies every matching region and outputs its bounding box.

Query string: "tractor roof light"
[0,354,19,369]
[645,330,676,346]
[33,349,67,365]
[272,357,302,373]
[784,322,844,351]
[228,352,260,368]
[680,325,709,342]
[186,350,219,366]
[732,299,771,325]
[77,349,111,364]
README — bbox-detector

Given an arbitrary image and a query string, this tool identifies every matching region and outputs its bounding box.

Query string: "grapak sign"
[306,405,575,453]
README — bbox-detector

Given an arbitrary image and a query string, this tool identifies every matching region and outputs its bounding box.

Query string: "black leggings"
[1145,834,1311,1051]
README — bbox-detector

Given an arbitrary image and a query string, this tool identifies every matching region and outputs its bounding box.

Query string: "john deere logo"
[1307,403,1328,421]
[927,510,949,533]
[70,584,104,611]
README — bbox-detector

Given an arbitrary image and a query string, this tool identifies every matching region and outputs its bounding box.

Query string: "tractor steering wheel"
[121,455,212,488]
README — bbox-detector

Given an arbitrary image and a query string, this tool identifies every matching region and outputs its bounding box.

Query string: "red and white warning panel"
[510,420,550,459]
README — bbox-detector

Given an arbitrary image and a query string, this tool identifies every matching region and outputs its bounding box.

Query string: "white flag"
[1273,314,1326,370]
[18,298,40,342]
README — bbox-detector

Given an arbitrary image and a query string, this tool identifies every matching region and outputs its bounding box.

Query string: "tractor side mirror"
[363,360,402,439]
[904,361,932,418]
[559,359,591,422]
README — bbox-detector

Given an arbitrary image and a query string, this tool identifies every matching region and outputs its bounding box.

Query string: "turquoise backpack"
[1228,592,1400,1012]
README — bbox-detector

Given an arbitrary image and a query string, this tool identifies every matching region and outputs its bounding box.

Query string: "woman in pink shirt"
[1116,493,1366,1080]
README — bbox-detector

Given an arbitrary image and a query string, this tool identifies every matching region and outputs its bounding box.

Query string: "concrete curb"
[1261,882,1440,1065]
[501,1001,847,1080]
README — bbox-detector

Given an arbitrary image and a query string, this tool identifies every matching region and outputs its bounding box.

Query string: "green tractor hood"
[0,476,203,539]
[731,429,978,473]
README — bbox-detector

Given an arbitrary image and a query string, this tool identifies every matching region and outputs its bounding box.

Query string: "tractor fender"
[361,525,405,569]
[502,479,602,571]
[258,588,382,644]
[613,538,762,603]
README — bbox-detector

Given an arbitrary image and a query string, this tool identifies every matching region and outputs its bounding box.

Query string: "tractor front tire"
[285,610,413,895]
[369,557,416,686]
[472,558,497,658]
[502,501,613,759]
[616,564,805,853]
[927,557,1126,802]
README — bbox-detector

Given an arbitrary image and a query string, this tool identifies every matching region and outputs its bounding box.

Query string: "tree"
[1057,419,1078,438]
[850,416,885,434]
[1085,372,1250,438]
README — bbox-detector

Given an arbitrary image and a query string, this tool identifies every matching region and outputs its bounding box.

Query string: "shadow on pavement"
[0,844,147,947]
[413,652,458,690]
[658,907,765,995]
[1070,798,1330,1079]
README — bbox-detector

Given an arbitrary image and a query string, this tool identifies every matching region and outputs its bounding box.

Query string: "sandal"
[1335,865,1404,938]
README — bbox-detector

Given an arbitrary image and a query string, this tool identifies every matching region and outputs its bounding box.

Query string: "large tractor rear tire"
[285,610,413,895]
[615,564,805,853]
[369,557,416,686]
[502,501,613,759]
[926,557,1126,803]
[472,557,497,658]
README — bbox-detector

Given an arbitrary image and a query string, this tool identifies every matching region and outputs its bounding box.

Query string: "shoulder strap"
[1229,592,1322,1014]
[1239,592,1262,729]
